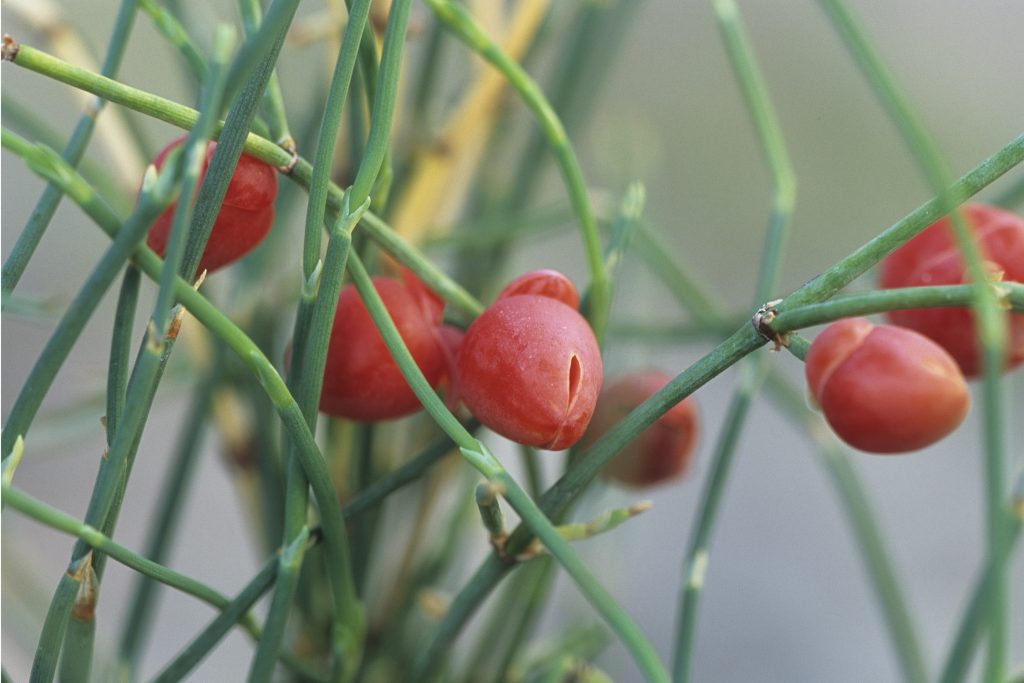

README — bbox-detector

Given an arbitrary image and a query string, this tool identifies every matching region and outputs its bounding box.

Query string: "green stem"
[1,130,173,460]
[348,0,413,208]
[671,361,766,683]
[938,488,1022,683]
[769,283,1024,333]
[817,2,1010,676]
[496,472,670,683]
[1,0,138,297]
[0,93,128,210]
[3,124,358,683]
[138,0,209,82]
[116,355,221,675]
[106,266,141,441]
[298,0,373,276]
[711,0,796,305]
[425,0,609,337]
[247,527,311,683]
[340,427,471,520]
[238,0,294,148]
[28,573,79,683]
[150,557,280,683]
[4,484,246,627]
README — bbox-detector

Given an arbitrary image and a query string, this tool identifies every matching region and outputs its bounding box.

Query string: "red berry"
[879,203,1024,376]
[805,318,969,453]
[497,269,580,309]
[456,280,602,450]
[580,370,698,488]
[321,275,446,421]
[145,136,278,273]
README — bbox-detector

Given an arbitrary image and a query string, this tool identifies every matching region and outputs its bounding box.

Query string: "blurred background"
[3,0,1023,680]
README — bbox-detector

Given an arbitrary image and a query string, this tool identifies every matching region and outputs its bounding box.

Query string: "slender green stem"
[271,67,368,667]
[711,0,796,305]
[1,0,138,297]
[248,527,311,683]
[180,15,294,281]
[340,427,471,520]
[139,0,209,82]
[938,489,1022,683]
[1,130,174,460]
[490,559,557,682]
[496,472,670,683]
[3,124,358,683]
[106,266,141,441]
[54,35,233,682]
[2,484,259,634]
[299,0,372,276]
[116,355,221,675]
[581,183,645,342]
[150,558,280,683]
[763,373,929,683]
[28,573,79,683]
[425,0,609,337]
[817,2,1010,676]
[237,0,294,148]
[671,361,765,683]
[152,27,234,328]
[769,283,1024,333]
[361,211,484,318]
[0,93,128,210]
[349,0,414,208]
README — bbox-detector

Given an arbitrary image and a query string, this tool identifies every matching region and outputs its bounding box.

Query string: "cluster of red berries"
[141,136,1022,468]
[808,203,1024,454]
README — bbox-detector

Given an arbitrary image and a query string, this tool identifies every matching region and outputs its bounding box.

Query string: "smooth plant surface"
[805,318,971,453]
[456,280,603,451]
[1,1,1023,682]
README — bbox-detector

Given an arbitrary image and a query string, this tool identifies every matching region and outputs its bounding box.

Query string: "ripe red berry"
[580,370,698,488]
[805,318,970,453]
[145,136,278,273]
[879,203,1024,376]
[497,269,580,309]
[321,275,446,421]
[456,273,602,450]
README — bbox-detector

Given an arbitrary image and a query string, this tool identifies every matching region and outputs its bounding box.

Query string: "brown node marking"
[751,298,789,351]
[2,35,20,61]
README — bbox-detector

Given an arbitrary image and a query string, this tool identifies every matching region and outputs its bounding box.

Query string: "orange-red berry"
[805,318,969,453]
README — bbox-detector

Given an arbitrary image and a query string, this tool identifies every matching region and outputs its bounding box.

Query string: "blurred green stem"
[425,0,609,337]
[1,0,138,298]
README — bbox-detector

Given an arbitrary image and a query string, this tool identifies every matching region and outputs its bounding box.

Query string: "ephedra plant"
[2,0,1022,681]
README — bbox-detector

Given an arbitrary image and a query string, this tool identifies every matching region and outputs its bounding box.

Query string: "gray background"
[3,0,1024,681]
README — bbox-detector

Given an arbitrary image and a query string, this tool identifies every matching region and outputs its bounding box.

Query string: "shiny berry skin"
[456,283,602,450]
[580,371,698,488]
[497,269,580,309]
[320,275,446,421]
[879,203,1024,377]
[145,136,278,273]
[805,318,969,454]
